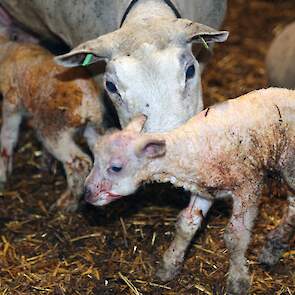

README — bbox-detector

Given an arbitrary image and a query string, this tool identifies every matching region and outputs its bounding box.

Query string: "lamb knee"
[224,224,250,268]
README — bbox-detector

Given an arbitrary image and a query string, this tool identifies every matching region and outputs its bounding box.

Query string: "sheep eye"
[110,165,122,173]
[185,64,195,80]
[106,81,118,93]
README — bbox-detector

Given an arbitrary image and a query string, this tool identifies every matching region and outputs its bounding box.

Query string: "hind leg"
[0,100,22,188]
[259,196,295,266]
[39,129,92,212]
[259,166,295,266]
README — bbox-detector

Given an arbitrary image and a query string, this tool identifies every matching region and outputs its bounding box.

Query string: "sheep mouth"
[86,191,123,205]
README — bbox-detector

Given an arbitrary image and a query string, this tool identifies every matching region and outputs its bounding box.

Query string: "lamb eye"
[110,165,122,173]
[106,81,118,93]
[185,64,195,80]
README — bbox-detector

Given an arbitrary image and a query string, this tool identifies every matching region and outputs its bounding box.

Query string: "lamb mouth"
[86,191,122,204]
[104,192,123,201]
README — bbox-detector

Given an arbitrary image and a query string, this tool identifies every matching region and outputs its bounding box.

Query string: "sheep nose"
[83,186,92,203]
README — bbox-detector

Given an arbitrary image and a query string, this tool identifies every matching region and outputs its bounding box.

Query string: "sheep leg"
[224,185,260,295]
[259,165,295,266]
[83,123,101,153]
[0,100,22,188]
[39,129,92,212]
[259,196,295,266]
[157,194,213,281]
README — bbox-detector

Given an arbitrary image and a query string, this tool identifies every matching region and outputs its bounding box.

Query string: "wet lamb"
[0,33,105,212]
[84,88,295,295]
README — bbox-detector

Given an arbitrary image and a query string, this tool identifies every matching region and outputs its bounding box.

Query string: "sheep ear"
[190,29,229,44]
[178,19,229,44]
[135,137,166,159]
[55,51,105,67]
[125,114,147,133]
[54,35,114,67]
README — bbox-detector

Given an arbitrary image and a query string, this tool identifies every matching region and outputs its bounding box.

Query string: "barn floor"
[0,0,295,294]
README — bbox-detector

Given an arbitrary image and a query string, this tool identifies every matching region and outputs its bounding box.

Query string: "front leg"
[39,130,92,212]
[0,100,22,187]
[157,194,213,281]
[83,123,102,153]
[224,185,260,295]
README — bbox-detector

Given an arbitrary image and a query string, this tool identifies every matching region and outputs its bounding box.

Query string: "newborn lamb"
[0,33,105,212]
[84,88,295,295]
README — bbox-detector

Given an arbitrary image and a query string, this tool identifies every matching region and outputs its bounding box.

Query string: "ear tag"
[200,37,209,50]
[82,53,93,66]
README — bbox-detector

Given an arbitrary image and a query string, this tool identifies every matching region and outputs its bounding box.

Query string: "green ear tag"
[200,37,209,50]
[82,53,93,66]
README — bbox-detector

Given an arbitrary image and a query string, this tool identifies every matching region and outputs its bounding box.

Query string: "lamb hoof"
[258,240,287,267]
[226,276,250,295]
[156,264,180,282]
[258,251,279,267]
[50,190,79,212]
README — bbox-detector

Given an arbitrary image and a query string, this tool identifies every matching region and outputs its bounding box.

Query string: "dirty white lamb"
[0,32,105,212]
[84,88,295,295]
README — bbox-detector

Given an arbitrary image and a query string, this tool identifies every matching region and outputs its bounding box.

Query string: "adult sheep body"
[0,0,228,132]
[266,22,295,89]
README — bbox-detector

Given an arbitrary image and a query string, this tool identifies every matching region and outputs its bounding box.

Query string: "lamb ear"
[178,19,229,44]
[135,137,166,159]
[54,35,113,67]
[125,114,147,133]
